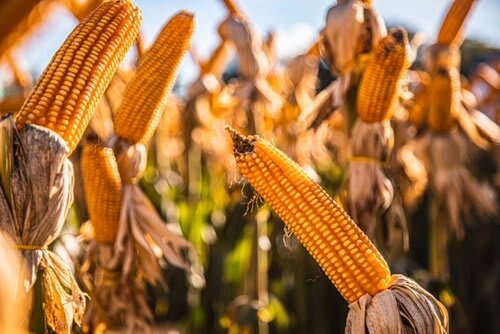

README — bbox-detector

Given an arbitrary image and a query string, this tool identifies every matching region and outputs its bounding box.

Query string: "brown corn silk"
[114,11,194,145]
[357,28,410,122]
[81,144,122,244]
[227,127,391,304]
[14,0,142,153]
[228,127,449,333]
[437,0,477,46]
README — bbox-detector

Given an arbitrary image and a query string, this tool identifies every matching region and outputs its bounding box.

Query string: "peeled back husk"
[345,275,448,334]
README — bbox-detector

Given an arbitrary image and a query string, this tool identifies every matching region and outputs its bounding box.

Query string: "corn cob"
[14,0,142,153]
[427,68,461,133]
[81,144,122,244]
[113,11,194,145]
[227,127,392,304]
[437,0,476,46]
[357,28,410,123]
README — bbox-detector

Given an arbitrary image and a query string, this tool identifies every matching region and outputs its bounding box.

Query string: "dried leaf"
[346,275,448,334]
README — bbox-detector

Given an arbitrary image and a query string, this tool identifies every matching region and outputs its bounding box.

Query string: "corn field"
[0,0,498,333]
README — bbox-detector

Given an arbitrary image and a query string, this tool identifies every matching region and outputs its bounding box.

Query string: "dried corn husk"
[284,51,320,111]
[218,16,268,78]
[83,138,201,332]
[422,44,461,74]
[322,0,386,76]
[346,275,448,333]
[414,131,497,239]
[218,16,282,135]
[341,119,408,247]
[0,116,86,334]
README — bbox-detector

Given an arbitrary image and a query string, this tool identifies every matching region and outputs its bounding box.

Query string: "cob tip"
[225,125,256,156]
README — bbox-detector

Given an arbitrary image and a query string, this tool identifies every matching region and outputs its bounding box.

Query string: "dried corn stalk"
[0,116,85,334]
[0,2,141,333]
[341,28,410,248]
[404,3,500,279]
[81,11,202,332]
[227,127,448,333]
[80,144,152,331]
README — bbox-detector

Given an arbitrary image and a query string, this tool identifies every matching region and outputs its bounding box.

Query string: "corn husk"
[346,275,448,334]
[341,120,409,248]
[218,16,268,78]
[0,231,31,334]
[322,0,386,76]
[422,44,461,74]
[218,16,282,135]
[83,138,201,332]
[0,116,86,334]
[284,51,320,111]
[414,130,497,239]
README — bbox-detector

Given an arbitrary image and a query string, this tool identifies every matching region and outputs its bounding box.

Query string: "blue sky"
[2,0,499,86]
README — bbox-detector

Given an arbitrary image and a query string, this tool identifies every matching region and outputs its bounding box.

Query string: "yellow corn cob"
[427,68,461,133]
[227,127,392,304]
[113,11,194,144]
[81,144,122,244]
[437,0,476,46]
[200,41,230,77]
[14,0,142,153]
[357,28,410,123]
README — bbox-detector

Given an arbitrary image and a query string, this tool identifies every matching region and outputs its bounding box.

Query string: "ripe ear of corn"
[227,127,392,304]
[114,11,194,145]
[357,28,410,123]
[14,0,142,153]
[81,144,122,244]
[427,68,461,133]
[437,0,476,46]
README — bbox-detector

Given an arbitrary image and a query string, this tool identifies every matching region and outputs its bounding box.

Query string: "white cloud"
[274,23,317,60]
